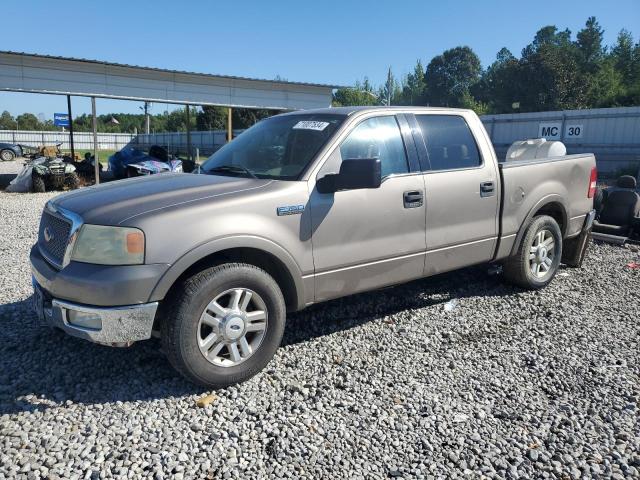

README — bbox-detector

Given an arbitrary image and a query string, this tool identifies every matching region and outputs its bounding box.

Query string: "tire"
[503,215,563,289]
[64,172,81,190]
[32,173,47,193]
[562,228,591,268]
[1,149,15,162]
[161,263,286,388]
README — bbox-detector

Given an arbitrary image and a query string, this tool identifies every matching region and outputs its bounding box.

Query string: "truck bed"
[495,153,596,260]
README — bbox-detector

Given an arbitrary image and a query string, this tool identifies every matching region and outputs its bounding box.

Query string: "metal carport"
[0,51,343,182]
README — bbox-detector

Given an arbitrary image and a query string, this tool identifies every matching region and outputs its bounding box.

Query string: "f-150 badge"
[277,205,305,216]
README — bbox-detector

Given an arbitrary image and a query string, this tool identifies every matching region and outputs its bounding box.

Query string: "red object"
[588,166,597,198]
[626,262,640,269]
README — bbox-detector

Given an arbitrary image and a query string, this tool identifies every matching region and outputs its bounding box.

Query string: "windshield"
[201,114,345,180]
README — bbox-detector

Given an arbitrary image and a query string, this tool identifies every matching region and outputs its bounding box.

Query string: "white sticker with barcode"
[292,120,330,131]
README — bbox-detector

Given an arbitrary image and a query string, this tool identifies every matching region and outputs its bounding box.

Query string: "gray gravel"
[1,190,639,479]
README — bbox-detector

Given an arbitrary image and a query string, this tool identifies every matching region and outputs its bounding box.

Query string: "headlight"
[71,225,145,265]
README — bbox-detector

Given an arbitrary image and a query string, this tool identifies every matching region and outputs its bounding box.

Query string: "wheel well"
[167,247,299,311]
[534,202,566,237]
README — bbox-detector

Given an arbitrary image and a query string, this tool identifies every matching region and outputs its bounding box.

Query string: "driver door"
[309,115,427,302]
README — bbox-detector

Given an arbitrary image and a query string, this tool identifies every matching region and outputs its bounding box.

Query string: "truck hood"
[51,173,272,225]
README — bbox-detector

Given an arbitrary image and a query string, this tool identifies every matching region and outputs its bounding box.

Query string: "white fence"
[481,106,640,176]
[0,130,136,151]
[0,129,241,157]
[132,130,244,156]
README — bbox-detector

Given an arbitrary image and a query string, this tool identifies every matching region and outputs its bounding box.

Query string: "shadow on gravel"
[0,265,518,414]
[282,264,518,347]
[0,173,17,189]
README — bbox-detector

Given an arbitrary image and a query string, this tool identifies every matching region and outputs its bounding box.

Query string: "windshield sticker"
[292,121,330,131]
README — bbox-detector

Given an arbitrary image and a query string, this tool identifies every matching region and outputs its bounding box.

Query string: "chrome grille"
[38,210,72,267]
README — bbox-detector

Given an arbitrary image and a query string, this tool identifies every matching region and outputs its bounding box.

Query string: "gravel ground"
[0,190,639,480]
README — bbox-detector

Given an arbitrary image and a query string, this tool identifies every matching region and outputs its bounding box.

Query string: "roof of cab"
[280,106,472,116]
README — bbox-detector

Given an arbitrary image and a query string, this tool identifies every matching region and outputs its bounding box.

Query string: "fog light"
[67,310,102,330]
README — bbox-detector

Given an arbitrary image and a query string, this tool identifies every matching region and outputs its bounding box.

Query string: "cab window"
[339,116,409,178]
[415,115,481,171]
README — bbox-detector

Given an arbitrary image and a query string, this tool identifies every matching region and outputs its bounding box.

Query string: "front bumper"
[30,245,169,307]
[33,278,158,345]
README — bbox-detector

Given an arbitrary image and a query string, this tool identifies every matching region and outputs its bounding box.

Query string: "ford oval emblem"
[44,227,54,243]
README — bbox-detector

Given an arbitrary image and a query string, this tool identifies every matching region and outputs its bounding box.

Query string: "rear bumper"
[34,278,158,345]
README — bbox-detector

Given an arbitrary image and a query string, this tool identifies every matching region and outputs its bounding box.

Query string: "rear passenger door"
[408,113,500,276]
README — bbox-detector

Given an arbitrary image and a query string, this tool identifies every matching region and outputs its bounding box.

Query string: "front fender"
[148,235,306,310]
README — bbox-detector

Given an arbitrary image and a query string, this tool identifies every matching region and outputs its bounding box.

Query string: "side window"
[339,116,409,178]
[415,115,481,171]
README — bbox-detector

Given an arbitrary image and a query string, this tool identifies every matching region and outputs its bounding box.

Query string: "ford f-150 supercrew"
[30,107,597,387]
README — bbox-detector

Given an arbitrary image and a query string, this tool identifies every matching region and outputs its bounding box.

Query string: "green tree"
[473,47,521,113]
[577,16,605,71]
[517,26,587,111]
[425,46,482,107]
[164,107,196,132]
[380,67,401,106]
[611,29,639,87]
[197,106,227,130]
[332,78,379,106]
[586,59,625,107]
[396,60,427,105]
[15,113,41,130]
[0,111,16,130]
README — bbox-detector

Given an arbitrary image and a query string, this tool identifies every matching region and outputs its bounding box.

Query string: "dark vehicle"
[0,142,23,161]
[30,157,80,192]
[71,152,103,182]
[593,175,640,240]
[108,145,183,178]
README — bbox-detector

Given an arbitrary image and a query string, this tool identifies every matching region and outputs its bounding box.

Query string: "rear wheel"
[161,263,286,388]
[504,215,562,289]
[1,149,15,161]
[32,173,46,193]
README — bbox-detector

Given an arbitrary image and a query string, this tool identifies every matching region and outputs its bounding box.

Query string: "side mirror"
[316,158,382,194]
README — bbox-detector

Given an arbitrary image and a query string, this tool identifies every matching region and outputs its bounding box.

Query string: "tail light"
[588,166,597,198]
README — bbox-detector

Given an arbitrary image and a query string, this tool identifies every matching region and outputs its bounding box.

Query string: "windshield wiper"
[206,165,257,179]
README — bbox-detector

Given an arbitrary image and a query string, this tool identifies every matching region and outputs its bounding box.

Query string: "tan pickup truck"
[31,107,596,387]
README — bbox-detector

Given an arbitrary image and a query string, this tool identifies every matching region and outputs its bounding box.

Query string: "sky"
[1,0,639,120]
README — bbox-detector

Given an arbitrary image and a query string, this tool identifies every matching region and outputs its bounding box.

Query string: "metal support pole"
[67,95,75,160]
[144,102,150,135]
[227,107,233,142]
[91,97,99,185]
[186,105,192,160]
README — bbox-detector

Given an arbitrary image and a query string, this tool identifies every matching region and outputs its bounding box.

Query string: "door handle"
[403,190,423,208]
[480,181,495,197]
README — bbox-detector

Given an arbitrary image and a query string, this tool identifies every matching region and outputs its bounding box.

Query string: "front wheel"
[32,173,47,193]
[503,215,562,289]
[161,263,286,388]
[1,149,15,161]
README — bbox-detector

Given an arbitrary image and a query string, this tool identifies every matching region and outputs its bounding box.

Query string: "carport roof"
[0,51,348,110]
[0,51,347,89]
